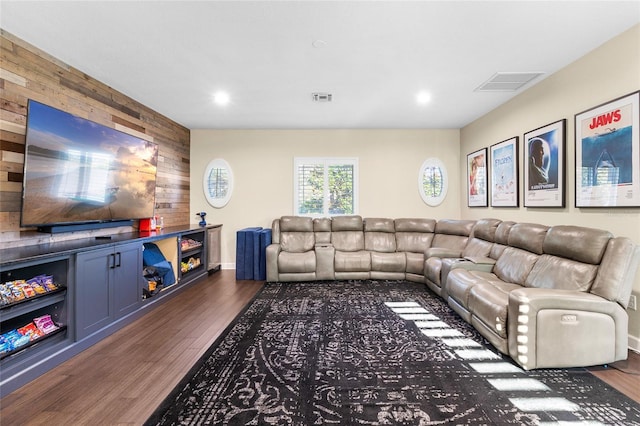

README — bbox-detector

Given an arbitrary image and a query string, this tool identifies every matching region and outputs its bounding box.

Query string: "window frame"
[293,157,359,217]
[203,158,233,208]
[418,157,448,207]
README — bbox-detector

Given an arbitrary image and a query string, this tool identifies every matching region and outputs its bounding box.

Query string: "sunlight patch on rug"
[488,378,551,391]
[469,362,523,373]
[397,313,439,320]
[510,397,580,411]
[455,348,502,360]
[421,328,464,337]
[441,338,482,348]
[413,320,449,328]
[388,306,429,314]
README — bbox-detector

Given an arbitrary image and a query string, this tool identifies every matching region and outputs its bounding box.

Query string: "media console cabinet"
[0,224,221,397]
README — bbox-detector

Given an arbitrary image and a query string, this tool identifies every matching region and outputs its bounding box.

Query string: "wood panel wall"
[0,30,191,248]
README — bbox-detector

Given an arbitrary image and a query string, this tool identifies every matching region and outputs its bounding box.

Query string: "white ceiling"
[1,1,639,130]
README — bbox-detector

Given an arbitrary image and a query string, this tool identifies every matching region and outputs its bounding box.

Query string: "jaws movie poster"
[575,91,640,207]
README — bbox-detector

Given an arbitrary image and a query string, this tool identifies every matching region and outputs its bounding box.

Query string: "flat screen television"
[21,100,159,230]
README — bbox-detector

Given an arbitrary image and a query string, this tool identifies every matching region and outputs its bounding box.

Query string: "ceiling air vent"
[475,72,544,92]
[312,93,332,102]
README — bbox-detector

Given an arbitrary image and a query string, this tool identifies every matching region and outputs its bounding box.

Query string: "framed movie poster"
[467,148,488,207]
[523,119,566,207]
[490,137,519,207]
[575,91,640,207]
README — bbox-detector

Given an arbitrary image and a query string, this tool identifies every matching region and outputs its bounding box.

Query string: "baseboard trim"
[629,334,640,353]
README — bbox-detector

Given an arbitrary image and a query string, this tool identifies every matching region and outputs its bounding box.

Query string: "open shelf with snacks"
[1,287,66,321]
[178,230,206,283]
[0,254,72,390]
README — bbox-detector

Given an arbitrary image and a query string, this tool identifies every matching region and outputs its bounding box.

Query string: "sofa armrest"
[265,243,282,281]
[426,247,462,259]
[440,258,495,300]
[507,288,628,370]
[463,256,496,265]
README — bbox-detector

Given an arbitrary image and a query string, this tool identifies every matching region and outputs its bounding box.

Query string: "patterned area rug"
[145,280,640,425]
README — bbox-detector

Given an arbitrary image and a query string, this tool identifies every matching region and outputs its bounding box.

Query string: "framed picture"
[523,119,566,207]
[467,148,488,207]
[575,91,640,207]
[490,137,519,207]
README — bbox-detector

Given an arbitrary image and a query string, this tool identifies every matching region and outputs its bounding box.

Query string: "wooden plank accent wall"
[0,30,191,247]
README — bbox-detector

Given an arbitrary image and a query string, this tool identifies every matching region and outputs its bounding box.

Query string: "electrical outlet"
[629,294,638,311]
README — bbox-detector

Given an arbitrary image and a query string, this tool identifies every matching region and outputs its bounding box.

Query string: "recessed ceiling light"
[212,91,230,106]
[416,91,431,105]
[312,40,327,48]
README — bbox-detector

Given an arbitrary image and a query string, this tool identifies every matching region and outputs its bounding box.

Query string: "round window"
[418,158,448,206]
[203,159,233,208]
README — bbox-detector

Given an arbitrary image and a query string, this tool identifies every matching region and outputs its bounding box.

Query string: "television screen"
[21,100,159,227]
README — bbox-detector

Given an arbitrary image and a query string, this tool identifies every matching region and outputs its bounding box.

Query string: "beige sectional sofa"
[265,215,640,370]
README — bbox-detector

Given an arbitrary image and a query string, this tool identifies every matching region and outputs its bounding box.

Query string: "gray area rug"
[145,280,640,425]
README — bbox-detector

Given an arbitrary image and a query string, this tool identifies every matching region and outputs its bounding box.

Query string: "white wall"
[190,129,460,268]
[460,24,640,348]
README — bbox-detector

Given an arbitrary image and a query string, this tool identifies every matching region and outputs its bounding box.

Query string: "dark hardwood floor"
[1,270,638,424]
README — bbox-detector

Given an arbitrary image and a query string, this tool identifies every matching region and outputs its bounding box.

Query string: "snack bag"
[9,284,25,301]
[0,284,12,305]
[33,315,59,334]
[27,277,47,294]
[20,283,36,298]
[40,275,58,292]
[0,340,10,354]
[4,329,30,350]
[32,282,47,295]
[18,322,45,341]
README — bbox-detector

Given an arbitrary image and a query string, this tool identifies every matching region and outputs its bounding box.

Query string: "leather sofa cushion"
[592,237,640,306]
[314,218,332,245]
[432,234,469,251]
[364,218,396,252]
[507,223,549,254]
[490,243,508,260]
[280,216,315,253]
[332,216,365,252]
[278,251,316,273]
[406,252,425,275]
[494,247,539,285]
[280,216,313,232]
[462,238,493,258]
[544,225,611,264]
[313,217,332,232]
[396,232,434,253]
[364,217,395,232]
[371,252,406,272]
[493,221,516,245]
[365,232,396,252]
[471,218,501,242]
[394,218,435,253]
[394,218,436,233]
[332,215,363,231]
[435,219,475,236]
[281,232,315,253]
[468,282,521,339]
[332,231,364,252]
[447,269,497,307]
[335,250,371,272]
[525,254,598,291]
[425,257,442,285]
